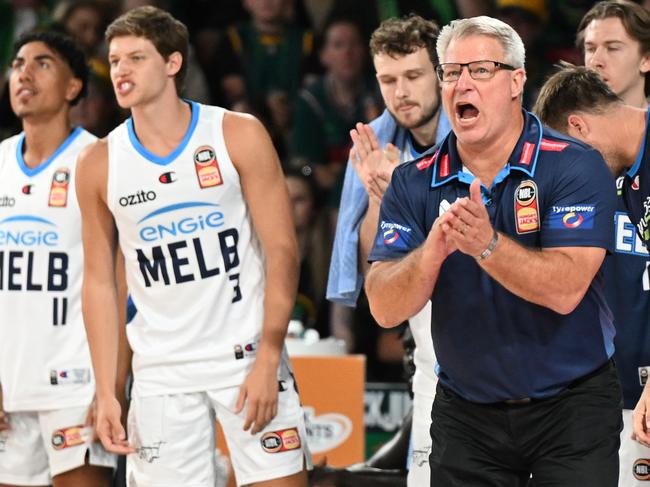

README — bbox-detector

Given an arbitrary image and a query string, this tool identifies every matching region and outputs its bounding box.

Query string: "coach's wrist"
[475,230,499,261]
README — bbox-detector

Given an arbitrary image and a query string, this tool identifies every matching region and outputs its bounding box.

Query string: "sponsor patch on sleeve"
[547,204,596,229]
[376,221,412,249]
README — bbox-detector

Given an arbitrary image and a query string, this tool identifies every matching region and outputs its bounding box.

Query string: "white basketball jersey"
[0,128,96,411]
[107,102,267,396]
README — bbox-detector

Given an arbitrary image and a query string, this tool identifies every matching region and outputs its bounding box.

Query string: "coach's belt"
[503,397,532,405]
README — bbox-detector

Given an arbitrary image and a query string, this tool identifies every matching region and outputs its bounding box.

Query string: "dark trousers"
[429,361,623,487]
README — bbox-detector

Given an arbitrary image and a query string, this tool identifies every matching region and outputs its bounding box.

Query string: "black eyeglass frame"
[435,60,517,82]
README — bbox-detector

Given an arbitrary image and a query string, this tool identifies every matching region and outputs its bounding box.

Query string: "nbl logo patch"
[514,180,539,234]
[260,428,301,453]
[634,459,650,480]
[194,145,222,189]
[49,168,70,207]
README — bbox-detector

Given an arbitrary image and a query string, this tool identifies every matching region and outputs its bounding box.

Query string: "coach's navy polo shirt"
[369,111,617,403]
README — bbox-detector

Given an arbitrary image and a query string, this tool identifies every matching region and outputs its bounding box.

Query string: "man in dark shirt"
[366,17,621,486]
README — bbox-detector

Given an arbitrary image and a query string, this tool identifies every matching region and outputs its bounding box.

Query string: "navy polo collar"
[430,110,543,189]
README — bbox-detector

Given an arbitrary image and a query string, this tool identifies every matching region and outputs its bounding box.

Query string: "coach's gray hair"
[436,16,526,69]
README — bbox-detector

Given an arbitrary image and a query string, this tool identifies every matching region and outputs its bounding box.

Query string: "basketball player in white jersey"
[0,31,117,487]
[76,7,309,487]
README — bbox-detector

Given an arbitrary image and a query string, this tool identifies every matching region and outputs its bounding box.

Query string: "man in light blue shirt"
[327,15,449,486]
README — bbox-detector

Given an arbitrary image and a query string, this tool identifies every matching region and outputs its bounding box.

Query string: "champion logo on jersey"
[50,368,91,385]
[48,168,70,207]
[21,184,33,195]
[194,145,223,189]
[632,175,640,191]
[159,171,177,184]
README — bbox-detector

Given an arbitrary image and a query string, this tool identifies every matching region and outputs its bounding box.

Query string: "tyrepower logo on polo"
[260,428,301,453]
[377,221,412,249]
[51,425,86,450]
[547,204,596,230]
[119,190,157,207]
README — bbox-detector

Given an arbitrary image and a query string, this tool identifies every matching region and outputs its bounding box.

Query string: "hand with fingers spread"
[349,123,399,203]
[95,394,135,454]
[633,383,650,447]
[236,358,279,435]
[0,384,9,432]
[440,178,496,258]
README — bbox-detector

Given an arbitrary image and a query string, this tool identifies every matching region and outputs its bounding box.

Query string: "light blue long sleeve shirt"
[326,108,451,306]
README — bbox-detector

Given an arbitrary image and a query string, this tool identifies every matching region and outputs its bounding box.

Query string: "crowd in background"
[2,0,649,382]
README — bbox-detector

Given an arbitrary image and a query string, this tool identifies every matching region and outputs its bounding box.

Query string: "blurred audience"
[496,0,553,108]
[290,18,381,194]
[210,0,319,134]
[285,168,334,339]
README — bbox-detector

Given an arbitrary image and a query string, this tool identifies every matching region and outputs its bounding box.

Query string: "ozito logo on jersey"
[0,196,15,207]
[514,180,540,234]
[119,190,157,207]
[48,168,70,207]
[51,425,85,450]
[159,172,176,184]
[194,145,223,189]
[634,459,650,481]
[260,428,301,453]
[547,204,596,230]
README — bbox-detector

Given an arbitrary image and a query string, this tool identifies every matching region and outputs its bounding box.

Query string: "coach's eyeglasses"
[435,60,516,82]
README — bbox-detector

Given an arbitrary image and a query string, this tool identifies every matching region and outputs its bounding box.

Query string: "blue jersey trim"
[15,127,83,178]
[127,100,199,166]
[627,107,650,178]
